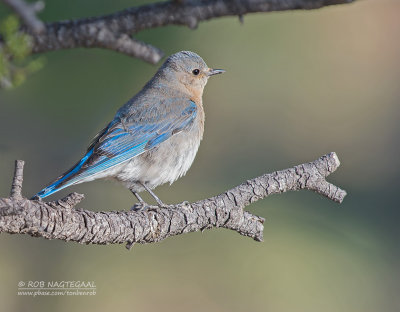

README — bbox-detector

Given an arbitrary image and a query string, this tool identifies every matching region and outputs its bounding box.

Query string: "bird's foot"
[130,201,190,211]
[155,201,190,209]
[156,202,171,209]
[130,202,159,212]
[131,202,149,211]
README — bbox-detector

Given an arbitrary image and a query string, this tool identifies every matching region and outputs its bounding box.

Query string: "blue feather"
[33,148,94,199]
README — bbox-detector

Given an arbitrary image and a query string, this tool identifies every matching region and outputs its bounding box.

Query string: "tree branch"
[0,0,356,64]
[0,152,346,248]
[2,0,45,34]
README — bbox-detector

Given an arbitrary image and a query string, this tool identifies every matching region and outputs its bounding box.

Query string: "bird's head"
[159,51,224,96]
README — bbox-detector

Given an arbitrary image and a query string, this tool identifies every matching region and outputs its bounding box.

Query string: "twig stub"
[10,159,24,199]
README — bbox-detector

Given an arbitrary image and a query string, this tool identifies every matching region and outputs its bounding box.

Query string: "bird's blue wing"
[33,99,197,199]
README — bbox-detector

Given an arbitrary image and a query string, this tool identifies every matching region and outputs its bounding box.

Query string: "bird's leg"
[130,189,150,211]
[140,182,167,208]
[132,191,146,204]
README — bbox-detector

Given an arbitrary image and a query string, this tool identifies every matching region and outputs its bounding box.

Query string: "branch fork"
[2,0,45,34]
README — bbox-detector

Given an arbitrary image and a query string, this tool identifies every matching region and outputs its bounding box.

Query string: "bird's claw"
[130,202,150,211]
[130,202,163,212]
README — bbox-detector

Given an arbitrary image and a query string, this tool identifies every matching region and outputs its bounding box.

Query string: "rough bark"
[0,153,346,249]
[1,0,356,63]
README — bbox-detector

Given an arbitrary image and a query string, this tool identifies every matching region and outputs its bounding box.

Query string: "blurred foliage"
[0,0,400,312]
[0,15,45,89]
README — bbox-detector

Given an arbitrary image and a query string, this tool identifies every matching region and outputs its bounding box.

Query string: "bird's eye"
[192,69,200,75]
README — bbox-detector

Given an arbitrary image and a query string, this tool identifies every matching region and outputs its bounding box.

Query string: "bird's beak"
[207,68,225,76]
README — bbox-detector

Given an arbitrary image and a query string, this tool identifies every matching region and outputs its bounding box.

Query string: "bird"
[32,51,225,210]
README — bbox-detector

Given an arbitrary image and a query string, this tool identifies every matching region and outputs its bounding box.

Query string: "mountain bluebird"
[32,51,224,209]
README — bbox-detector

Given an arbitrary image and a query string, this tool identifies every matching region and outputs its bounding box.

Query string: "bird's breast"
[116,113,204,190]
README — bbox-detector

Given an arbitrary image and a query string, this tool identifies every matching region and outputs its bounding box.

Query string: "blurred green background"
[1,0,399,311]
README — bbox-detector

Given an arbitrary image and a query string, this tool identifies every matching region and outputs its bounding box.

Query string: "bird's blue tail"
[31,149,94,200]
